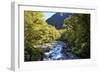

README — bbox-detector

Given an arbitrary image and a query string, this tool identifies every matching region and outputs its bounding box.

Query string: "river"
[43,41,78,61]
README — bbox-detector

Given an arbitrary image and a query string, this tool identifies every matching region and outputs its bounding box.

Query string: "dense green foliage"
[62,14,90,58]
[24,11,90,61]
[24,11,60,61]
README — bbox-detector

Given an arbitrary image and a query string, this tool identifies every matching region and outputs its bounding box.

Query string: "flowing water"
[43,41,78,61]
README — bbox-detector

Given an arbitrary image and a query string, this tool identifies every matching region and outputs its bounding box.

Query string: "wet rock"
[43,41,78,60]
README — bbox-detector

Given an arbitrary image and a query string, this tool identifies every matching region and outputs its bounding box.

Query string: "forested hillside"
[24,11,90,61]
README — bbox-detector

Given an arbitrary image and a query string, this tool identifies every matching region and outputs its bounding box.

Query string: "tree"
[24,11,60,61]
[63,14,90,58]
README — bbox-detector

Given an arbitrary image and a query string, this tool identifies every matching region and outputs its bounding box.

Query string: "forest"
[24,11,90,61]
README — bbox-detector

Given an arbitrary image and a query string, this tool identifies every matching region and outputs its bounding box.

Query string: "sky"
[43,12,56,20]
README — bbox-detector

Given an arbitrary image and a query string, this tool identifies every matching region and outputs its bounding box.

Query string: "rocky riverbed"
[24,41,78,61]
[42,41,78,60]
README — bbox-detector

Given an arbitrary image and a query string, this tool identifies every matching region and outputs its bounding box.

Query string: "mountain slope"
[46,13,72,29]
